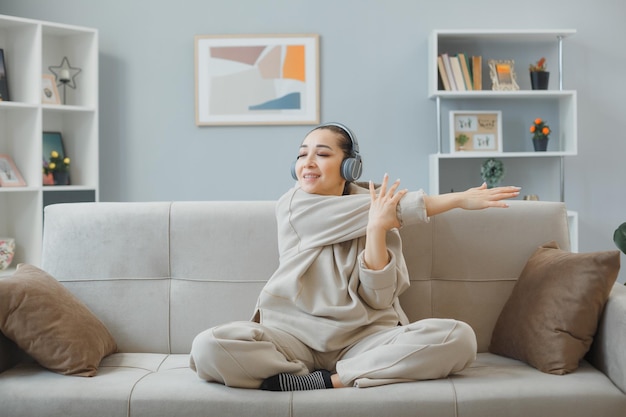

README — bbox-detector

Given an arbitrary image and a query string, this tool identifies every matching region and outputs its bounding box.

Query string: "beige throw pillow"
[489,241,620,375]
[0,264,117,376]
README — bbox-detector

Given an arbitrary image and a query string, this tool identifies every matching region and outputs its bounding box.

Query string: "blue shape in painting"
[249,92,301,110]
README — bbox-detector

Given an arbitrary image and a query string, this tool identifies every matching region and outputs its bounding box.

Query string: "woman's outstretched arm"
[423,183,521,217]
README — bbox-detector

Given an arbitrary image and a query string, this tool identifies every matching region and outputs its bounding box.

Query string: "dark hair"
[313,125,354,160]
[311,125,355,195]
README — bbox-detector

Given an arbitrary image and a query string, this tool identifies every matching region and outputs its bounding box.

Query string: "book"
[472,55,482,91]
[458,53,473,90]
[449,56,466,91]
[441,53,457,90]
[437,55,451,91]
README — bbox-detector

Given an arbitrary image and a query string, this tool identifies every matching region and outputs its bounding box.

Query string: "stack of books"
[437,53,482,91]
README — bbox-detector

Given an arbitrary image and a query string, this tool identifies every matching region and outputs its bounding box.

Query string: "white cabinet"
[0,14,98,274]
[429,29,578,250]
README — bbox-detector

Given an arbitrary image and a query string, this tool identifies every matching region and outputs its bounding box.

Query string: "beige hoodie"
[255,183,429,352]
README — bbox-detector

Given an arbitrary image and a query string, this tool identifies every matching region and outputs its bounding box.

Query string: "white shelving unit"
[428,29,578,251]
[0,14,98,275]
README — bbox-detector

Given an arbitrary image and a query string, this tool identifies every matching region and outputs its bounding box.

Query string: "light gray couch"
[0,200,625,417]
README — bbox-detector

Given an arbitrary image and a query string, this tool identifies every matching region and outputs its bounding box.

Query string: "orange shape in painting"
[283,45,305,82]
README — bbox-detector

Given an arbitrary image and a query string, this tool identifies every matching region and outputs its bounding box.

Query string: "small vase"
[532,137,549,152]
[530,71,549,90]
[53,171,70,185]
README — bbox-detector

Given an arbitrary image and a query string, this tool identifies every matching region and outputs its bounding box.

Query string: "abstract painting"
[195,34,319,125]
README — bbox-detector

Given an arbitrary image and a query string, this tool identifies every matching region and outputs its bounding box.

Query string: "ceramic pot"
[530,71,549,90]
[532,137,549,151]
[0,237,15,270]
[53,171,70,185]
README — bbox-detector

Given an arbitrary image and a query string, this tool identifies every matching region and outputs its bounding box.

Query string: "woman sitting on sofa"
[190,122,520,391]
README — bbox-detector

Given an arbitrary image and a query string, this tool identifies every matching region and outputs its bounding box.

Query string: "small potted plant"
[530,118,550,151]
[455,133,469,151]
[529,57,549,90]
[43,150,70,185]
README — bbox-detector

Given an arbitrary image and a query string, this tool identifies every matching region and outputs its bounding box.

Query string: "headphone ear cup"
[291,160,298,180]
[341,155,363,182]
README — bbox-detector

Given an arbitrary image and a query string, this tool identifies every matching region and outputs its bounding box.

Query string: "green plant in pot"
[614,222,626,286]
[455,133,469,151]
[529,57,549,90]
[480,158,504,189]
[43,150,70,185]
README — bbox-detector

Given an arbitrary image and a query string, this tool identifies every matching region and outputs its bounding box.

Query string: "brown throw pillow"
[0,264,117,376]
[489,241,620,375]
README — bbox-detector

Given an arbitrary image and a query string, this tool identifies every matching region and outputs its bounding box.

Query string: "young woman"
[190,122,520,391]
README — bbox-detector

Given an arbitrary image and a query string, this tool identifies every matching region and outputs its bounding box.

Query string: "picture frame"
[488,59,519,91]
[0,49,10,101]
[195,34,320,126]
[450,111,503,153]
[0,154,26,187]
[41,74,61,105]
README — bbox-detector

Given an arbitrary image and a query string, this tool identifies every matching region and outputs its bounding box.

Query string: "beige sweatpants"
[189,318,477,389]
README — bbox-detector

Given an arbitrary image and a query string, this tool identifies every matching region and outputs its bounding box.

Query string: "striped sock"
[260,370,333,391]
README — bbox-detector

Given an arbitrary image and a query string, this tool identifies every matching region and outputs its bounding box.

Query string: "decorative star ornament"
[49,56,82,89]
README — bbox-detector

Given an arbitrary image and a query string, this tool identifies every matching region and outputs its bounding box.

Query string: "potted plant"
[480,158,504,188]
[455,133,469,151]
[43,150,70,185]
[529,57,549,90]
[530,118,550,151]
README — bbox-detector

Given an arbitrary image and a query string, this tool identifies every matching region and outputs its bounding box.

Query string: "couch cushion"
[452,353,626,417]
[0,264,117,376]
[489,242,620,374]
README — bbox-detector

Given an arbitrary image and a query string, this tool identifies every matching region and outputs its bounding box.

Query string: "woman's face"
[295,128,346,196]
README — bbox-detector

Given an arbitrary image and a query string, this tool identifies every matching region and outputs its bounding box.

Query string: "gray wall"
[1,0,625,282]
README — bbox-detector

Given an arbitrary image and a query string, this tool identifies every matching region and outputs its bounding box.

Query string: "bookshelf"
[0,14,98,275]
[428,29,578,251]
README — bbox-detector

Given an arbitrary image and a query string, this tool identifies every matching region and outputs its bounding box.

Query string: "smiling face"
[294,128,347,196]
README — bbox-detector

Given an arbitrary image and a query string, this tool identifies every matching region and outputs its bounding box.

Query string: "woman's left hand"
[368,174,408,231]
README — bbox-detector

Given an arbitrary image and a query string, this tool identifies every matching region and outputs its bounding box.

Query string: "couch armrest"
[588,283,626,394]
[0,331,20,374]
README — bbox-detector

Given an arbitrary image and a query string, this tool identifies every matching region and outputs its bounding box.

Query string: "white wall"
[1,0,625,282]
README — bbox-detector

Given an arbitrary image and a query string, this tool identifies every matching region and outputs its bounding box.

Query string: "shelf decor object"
[530,118,550,151]
[488,59,520,91]
[195,33,319,126]
[614,222,626,255]
[529,57,550,90]
[41,74,61,105]
[0,48,9,101]
[48,56,82,105]
[450,111,502,153]
[42,132,70,186]
[0,154,26,187]
[0,237,15,270]
[480,158,504,188]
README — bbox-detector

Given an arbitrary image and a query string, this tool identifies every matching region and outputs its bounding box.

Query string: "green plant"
[614,222,626,254]
[529,57,547,72]
[480,158,504,189]
[455,133,469,148]
[530,118,550,140]
[43,150,70,175]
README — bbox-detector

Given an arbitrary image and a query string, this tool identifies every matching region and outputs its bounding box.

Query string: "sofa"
[0,200,625,417]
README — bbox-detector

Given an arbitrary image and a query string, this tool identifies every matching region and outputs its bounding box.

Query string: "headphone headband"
[315,122,360,156]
